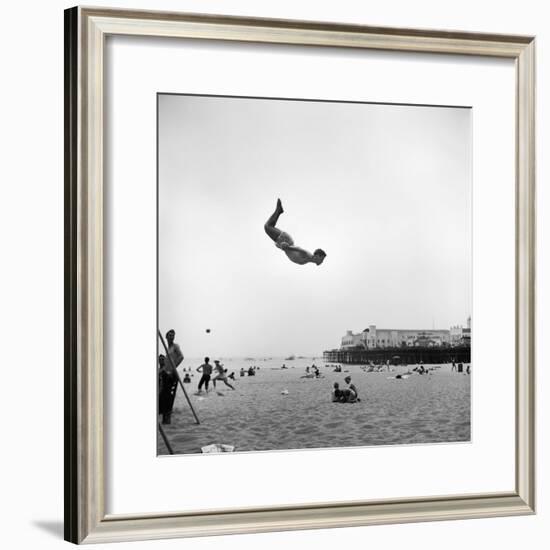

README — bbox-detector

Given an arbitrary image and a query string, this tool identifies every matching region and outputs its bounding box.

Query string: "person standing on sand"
[158,354,178,424]
[264,198,327,266]
[196,357,213,392]
[212,360,236,390]
[166,329,184,370]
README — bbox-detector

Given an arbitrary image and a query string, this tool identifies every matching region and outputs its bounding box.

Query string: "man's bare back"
[264,199,326,266]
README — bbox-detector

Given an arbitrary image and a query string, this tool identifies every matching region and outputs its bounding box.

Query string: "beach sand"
[159,360,471,455]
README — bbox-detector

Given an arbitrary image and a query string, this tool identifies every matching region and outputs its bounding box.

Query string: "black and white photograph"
[157,93,472,455]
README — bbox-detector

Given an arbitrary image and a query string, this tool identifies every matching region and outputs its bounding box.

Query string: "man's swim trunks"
[275,231,294,248]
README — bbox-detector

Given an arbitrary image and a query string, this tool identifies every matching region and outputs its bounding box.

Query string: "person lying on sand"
[212,360,235,390]
[264,198,326,266]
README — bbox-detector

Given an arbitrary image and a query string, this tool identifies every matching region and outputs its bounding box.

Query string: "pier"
[323,346,470,365]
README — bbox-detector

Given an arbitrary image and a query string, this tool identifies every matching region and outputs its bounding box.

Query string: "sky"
[158,94,471,357]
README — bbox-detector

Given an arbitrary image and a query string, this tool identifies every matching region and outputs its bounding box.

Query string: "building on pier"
[341,325,450,349]
[326,317,471,365]
[341,317,471,350]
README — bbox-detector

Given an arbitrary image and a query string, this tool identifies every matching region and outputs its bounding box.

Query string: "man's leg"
[264,198,284,242]
[223,380,235,390]
[198,374,205,391]
[204,375,210,392]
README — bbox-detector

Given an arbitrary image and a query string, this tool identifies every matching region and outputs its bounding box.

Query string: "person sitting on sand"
[332,384,355,404]
[344,376,360,402]
[264,198,326,266]
[212,360,235,390]
[332,382,343,402]
[183,373,191,383]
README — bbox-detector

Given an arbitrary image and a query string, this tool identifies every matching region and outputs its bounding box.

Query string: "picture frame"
[64,6,535,544]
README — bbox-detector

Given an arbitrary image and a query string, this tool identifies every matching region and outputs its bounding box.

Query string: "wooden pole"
[158,330,200,425]
[158,422,174,455]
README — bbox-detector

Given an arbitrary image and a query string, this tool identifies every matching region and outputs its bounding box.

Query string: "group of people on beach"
[302,364,322,378]
[158,329,238,424]
[196,356,236,392]
[451,361,471,374]
[240,366,258,377]
[332,376,360,403]
[361,363,392,373]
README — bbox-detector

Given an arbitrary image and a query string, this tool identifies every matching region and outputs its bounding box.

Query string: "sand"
[158,359,471,455]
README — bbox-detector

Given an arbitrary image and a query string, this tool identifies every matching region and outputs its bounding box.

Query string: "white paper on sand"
[201,444,236,454]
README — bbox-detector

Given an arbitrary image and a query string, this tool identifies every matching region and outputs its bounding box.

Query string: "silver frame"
[64,6,536,544]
